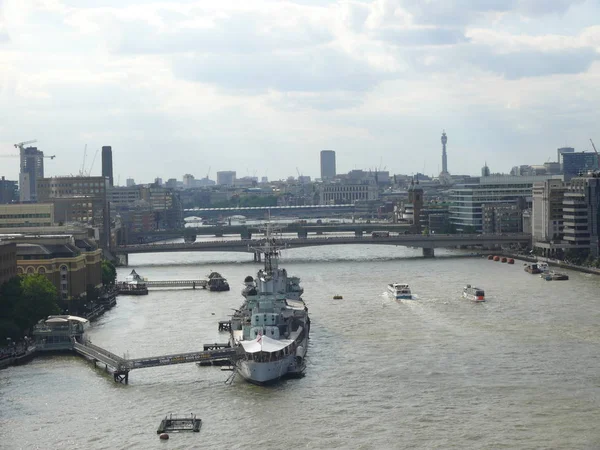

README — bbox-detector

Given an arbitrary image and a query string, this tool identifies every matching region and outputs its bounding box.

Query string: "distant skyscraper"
[320,150,336,180]
[557,147,575,169]
[0,177,18,204]
[562,152,599,180]
[19,146,44,202]
[217,171,236,186]
[481,163,490,177]
[126,178,135,187]
[102,146,114,187]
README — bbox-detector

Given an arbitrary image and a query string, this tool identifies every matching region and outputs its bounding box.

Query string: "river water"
[1,245,600,449]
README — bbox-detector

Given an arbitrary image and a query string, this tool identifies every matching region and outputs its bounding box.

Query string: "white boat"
[463,284,485,302]
[387,283,412,299]
[537,262,549,273]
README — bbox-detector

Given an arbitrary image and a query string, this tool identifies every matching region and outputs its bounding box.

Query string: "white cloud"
[0,0,599,182]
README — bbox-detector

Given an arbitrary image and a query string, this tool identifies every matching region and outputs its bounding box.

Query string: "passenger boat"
[525,263,542,274]
[537,262,549,273]
[501,257,507,263]
[493,256,500,261]
[507,258,515,264]
[387,283,412,300]
[542,271,569,281]
[463,284,485,302]
[207,272,230,291]
[487,255,494,260]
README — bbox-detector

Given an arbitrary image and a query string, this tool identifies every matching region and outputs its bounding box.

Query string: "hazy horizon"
[1,0,599,183]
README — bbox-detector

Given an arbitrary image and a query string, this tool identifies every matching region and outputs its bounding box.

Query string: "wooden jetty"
[157,414,202,433]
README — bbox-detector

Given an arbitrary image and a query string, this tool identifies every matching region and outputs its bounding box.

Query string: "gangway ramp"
[73,341,128,372]
[127,347,236,370]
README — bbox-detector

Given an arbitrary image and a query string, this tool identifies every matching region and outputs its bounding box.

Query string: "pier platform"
[157,414,201,433]
[145,279,208,289]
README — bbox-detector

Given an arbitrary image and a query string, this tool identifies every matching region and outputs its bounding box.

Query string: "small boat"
[207,272,230,292]
[501,257,507,263]
[525,264,542,274]
[463,284,485,302]
[507,258,515,264]
[487,255,494,260]
[537,262,549,273]
[387,283,412,300]
[549,271,569,281]
[493,256,500,262]
[333,295,343,300]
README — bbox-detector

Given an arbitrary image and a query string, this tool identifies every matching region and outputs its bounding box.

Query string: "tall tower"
[320,150,336,180]
[19,146,44,202]
[441,131,448,174]
[102,146,114,187]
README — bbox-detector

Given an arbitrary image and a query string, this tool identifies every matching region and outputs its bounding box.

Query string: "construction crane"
[0,153,55,159]
[14,140,37,150]
[88,147,100,176]
[590,139,599,168]
[80,144,88,176]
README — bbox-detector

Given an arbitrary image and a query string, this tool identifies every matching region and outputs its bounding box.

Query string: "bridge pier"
[253,252,262,263]
[355,230,363,237]
[113,371,129,384]
[298,230,308,238]
[422,248,435,258]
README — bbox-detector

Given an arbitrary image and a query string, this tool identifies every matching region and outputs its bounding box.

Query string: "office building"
[183,174,195,188]
[319,182,378,204]
[562,152,598,180]
[561,173,600,257]
[449,175,563,232]
[37,176,110,247]
[217,171,236,186]
[532,179,567,244]
[557,147,575,169]
[320,150,336,180]
[19,146,45,202]
[126,178,136,187]
[102,146,114,187]
[0,177,18,204]
[482,202,524,234]
[0,241,17,285]
[108,186,141,207]
[0,203,55,229]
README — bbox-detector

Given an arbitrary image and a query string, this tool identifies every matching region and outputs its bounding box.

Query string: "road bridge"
[115,233,532,265]
[183,204,355,219]
[121,222,412,244]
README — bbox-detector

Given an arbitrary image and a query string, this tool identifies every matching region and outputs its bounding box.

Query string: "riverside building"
[449,175,563,233]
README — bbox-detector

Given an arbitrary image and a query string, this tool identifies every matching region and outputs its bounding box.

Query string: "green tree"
[101,260,117,286]
[13,275,60,333]
[0,277,23,341]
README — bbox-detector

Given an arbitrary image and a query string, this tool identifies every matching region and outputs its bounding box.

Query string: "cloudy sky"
[1,0,599,184]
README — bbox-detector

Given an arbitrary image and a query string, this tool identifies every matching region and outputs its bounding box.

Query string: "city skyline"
[1,1,600,182]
